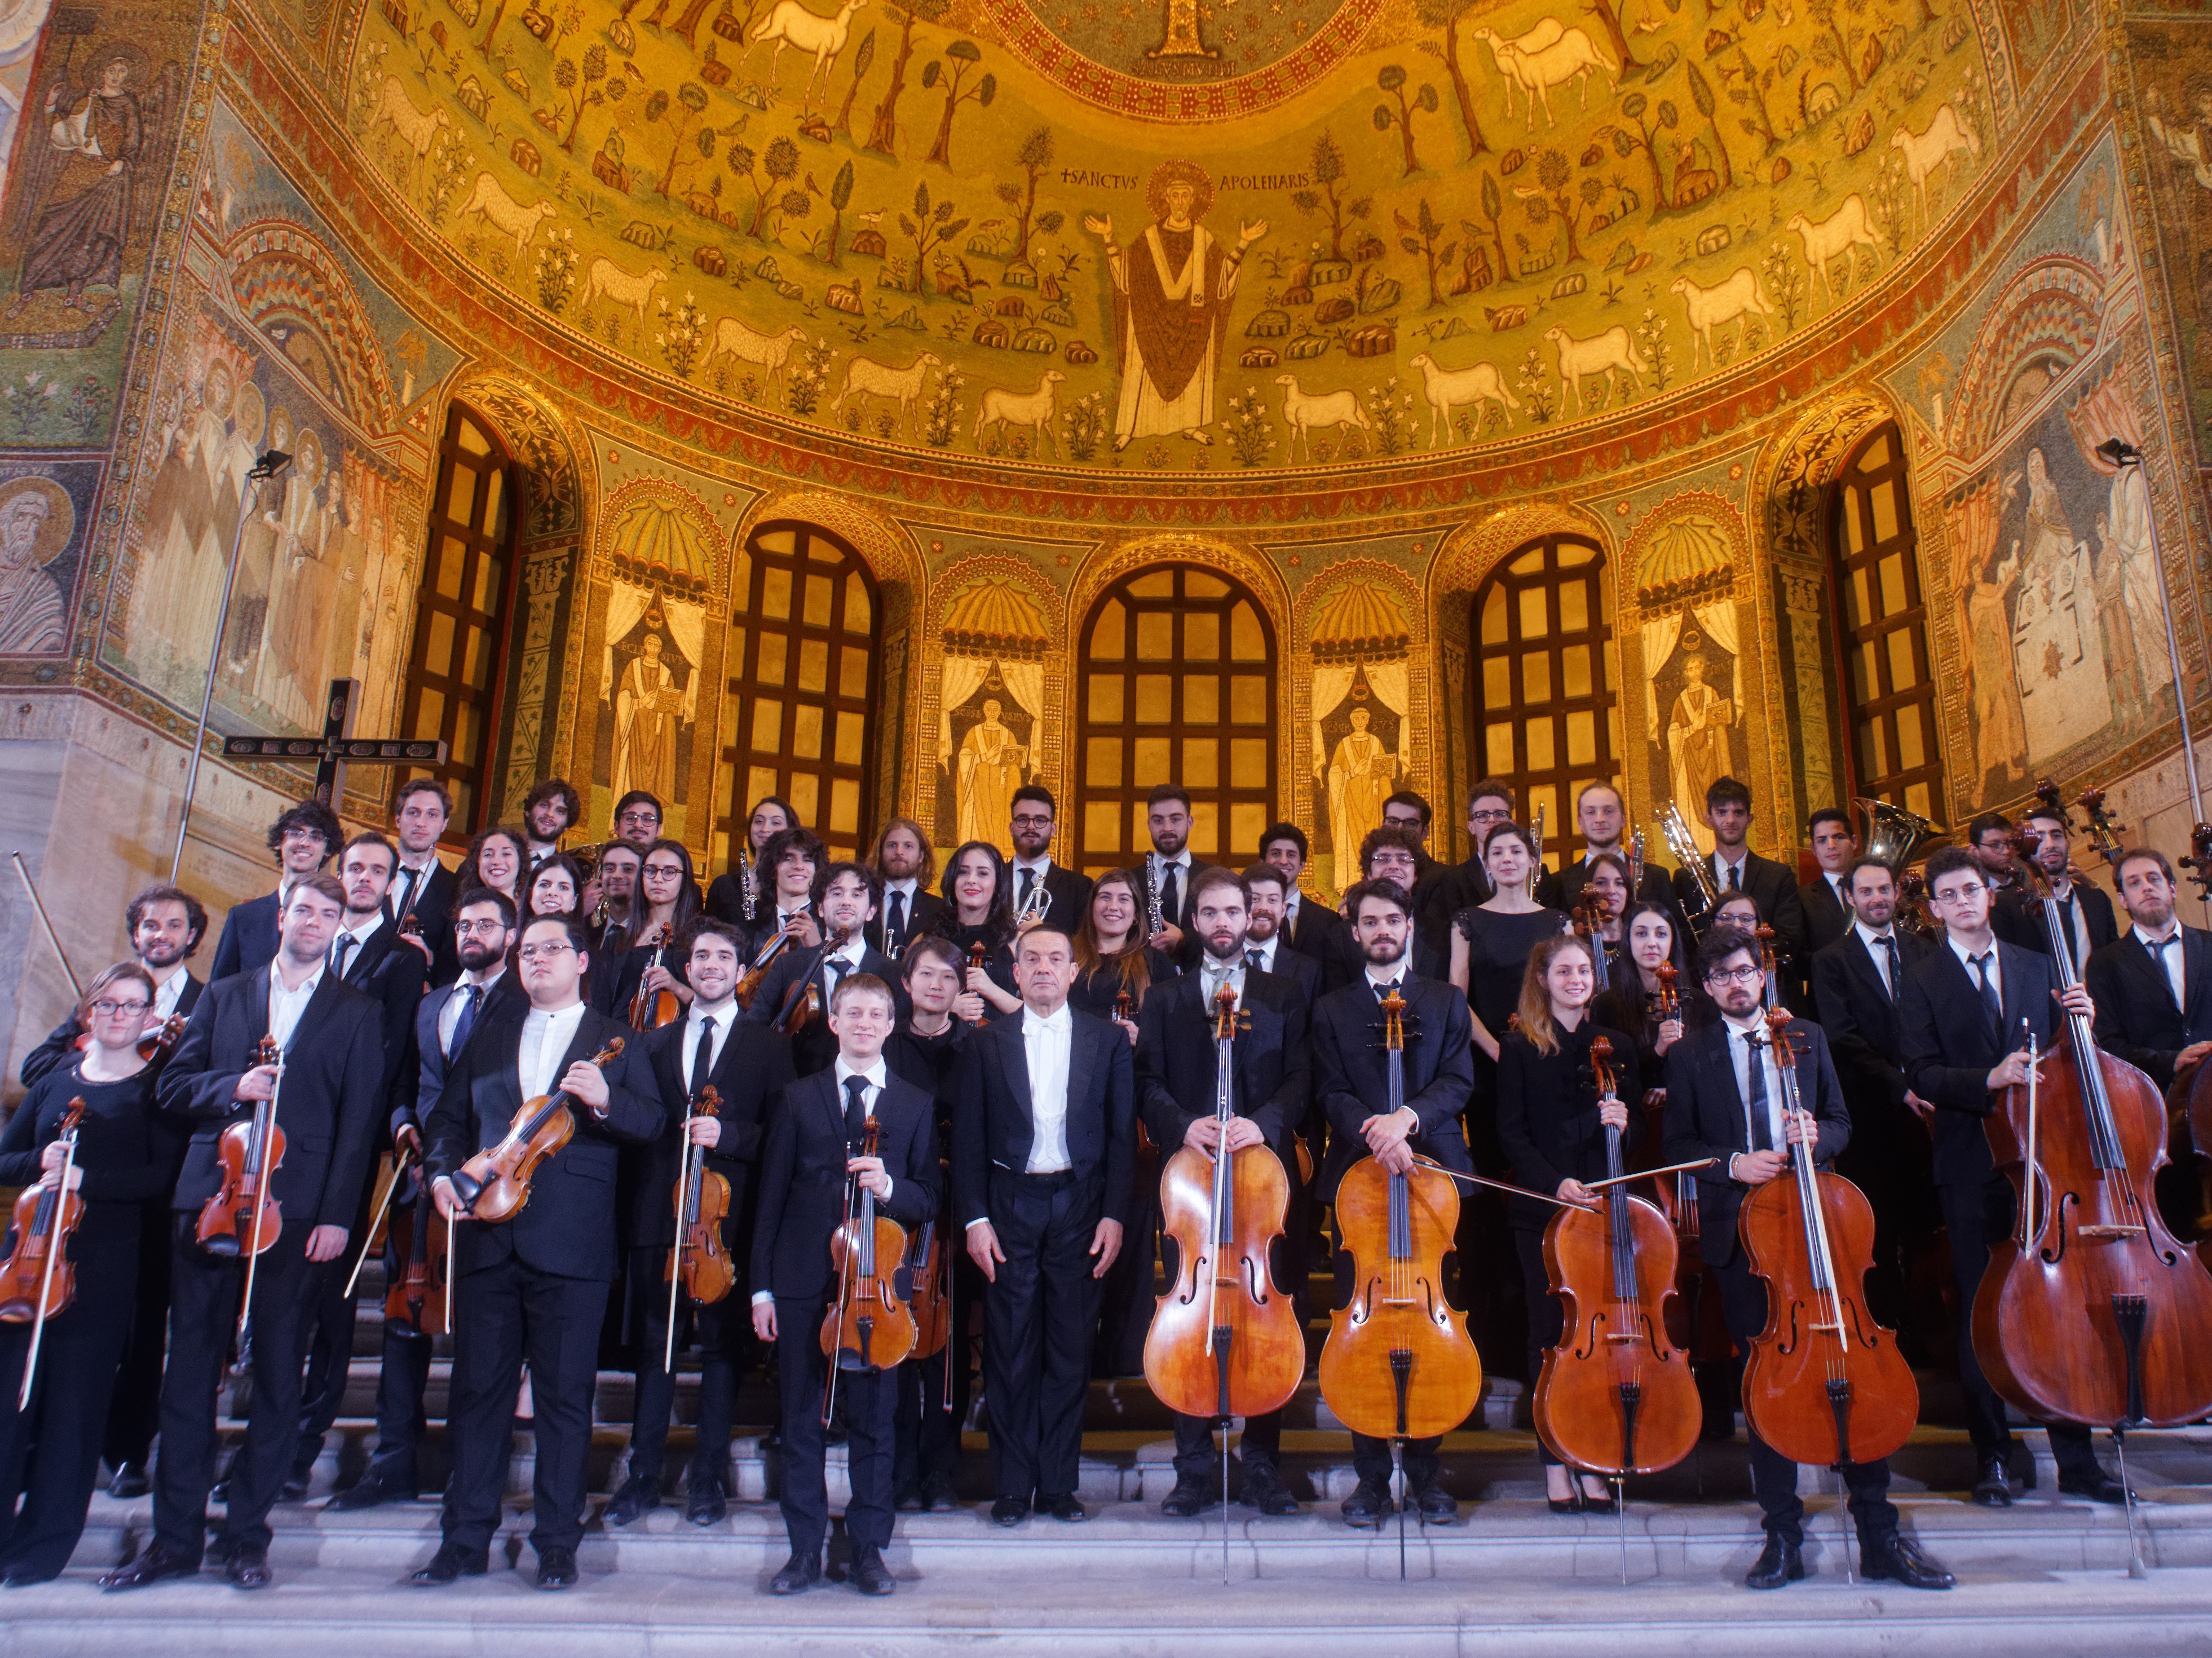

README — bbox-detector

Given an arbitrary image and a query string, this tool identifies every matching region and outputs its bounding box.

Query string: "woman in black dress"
[704,793,794,926]
[1450,822,1570,1065]
[596,837,700,1020]
[931,841,1021,1018]
[1494,934,1641,1512]
[1593,900,1688,1081]
[0,963,184,1584]
[1068,868,1177,1040]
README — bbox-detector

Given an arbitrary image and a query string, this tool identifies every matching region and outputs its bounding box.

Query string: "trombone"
[1658,803,1720,912]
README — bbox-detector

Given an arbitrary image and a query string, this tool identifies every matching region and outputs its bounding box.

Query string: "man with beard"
[1008,785,1093,938]
[0,484,65,653]
[388,780,459,987]
[867,817,947,960]
[211,799,343,980]
[1992,805,2118,972]
[1138,784,1219,968]
[589,841,643,959]
[524,779,583,874]
[2085,848,2212,1094]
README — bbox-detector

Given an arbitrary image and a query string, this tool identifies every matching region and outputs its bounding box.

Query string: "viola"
[628,923,682,1032]
[197,1035,286,1260]
[0,1097,87,1410]
[820,1112,916,1403]
[383,1157,450,1341]
[1143,983,1304,1425]
[449,1038,625,1223]
[1317,988,1482,1444]
[734,916,799,1012]
[1972,826,2212,1430]
[1534,1036,1701,1478]
[1737,1009,1918,1466]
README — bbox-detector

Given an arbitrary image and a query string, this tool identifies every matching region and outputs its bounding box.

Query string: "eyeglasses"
[1931,883,1987,904]
[1011,813,1053,828]
[617,810,660,828]
[518,942,575,963]
[1705,965,1765,985]
[1469,807,1511,824]
[454,919,507,936]
[92,998,151,1018]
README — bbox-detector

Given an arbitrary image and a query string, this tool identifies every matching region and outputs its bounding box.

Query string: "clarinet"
[1146,861,1167,941]
[736,842,757,923]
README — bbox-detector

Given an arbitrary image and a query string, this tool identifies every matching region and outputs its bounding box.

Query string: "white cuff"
[965,1216,991,1232]
[751,1289,774,1306]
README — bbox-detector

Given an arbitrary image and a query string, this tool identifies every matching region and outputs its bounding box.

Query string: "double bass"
[1534,1036,1701,1482]
[819,1112,916,1422]
[448,1040,626,1222]
[1737,1009,1918,1468]
[0,1097,87,1409]
[664,1086,735,1368]
[1973,825,2212,1432]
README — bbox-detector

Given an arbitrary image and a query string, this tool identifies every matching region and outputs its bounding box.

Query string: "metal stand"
[1614,1476,1628,1585]
[1831,1462,1856,1585]
[2113,1427,2150,1580]
[1394,1440,1407,1581]
[1219,1417,1231,1584]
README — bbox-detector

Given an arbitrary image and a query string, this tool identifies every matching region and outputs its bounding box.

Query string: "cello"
[1738,1008,1918,1473]
[0,1097,87,1410]
[664,1085,735,1369]
[819,1111,916,1422]
[448,1039,625,1222]
[1972,825,2212,1437]
[1534,1036,1701,1493]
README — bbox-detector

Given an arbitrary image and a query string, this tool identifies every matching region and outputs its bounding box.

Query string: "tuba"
[1854,797,1948,872]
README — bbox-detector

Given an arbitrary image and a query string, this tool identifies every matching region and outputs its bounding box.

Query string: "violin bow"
[233,1046,286,1372]
[18,1103,84,1411]
[343,1137,416,1300]
[665,1091,700,1372]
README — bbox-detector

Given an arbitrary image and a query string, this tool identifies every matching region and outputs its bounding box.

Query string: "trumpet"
[1528,803,1546,900]
[1659,803,1720,911]
[1013,865,1052,930]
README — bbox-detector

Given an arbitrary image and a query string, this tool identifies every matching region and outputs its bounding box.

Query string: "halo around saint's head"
[0,475,77,564]
[1145,160,1214,225]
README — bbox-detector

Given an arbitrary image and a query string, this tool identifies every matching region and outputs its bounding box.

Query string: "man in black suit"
[1260,823,1359,993]
[1798,808,1860,965]
[607,919,796,1529]
[290,833,430,1495]
[1993,806,2119,970]
[744,826,828,960]
[1362,826,1450,981]
[1900,846,2124,1509]
[1136,869,1310,1519]
[1385,789,1445,904]
[1665,925,1953,1593]
[390,779,461,987]
[955,925,1135,1527]
[751,974,941,1597]
[521,777,582,873]
[1535,782,1676,916]
[587,839,643,958]
[1138,784,1221,966]
[1240,863,1324,1015]
[1313,877,1475,1526]
[101,876,385,1595]
[21,885,208,1088]
[1670,776,1808,967]
[867,817,948,958]
[2087,847,2212,1093]
[1418,780,1516,943]
[332,888,523,1511]
[746,861,908,1075]
[1008,784,1094,936]
[210,798,344,980]
[1809,857,1938,1343]
[413,916,666,1591]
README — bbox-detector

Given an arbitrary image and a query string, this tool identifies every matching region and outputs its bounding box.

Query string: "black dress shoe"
[770,1552,822,1594]
[921,1475,959,1513]
[224,1544,271,1590]
[1860,1533,1955,1590]
[990,1495,1030,1526]
[99,1542,199,1593]
[1575,1481,1618,1515]
[2058,1468,2131,1504]
[108,1463,151,1500]
[1239,1475,1299,1516]
[1410,1482,1459,1522]
[332,1469,416,1512]
[1159,1481,1216,1518]
[535,1545,579,1590]
[409,1542,489,1586]
[4,1568,60,1588]
[1041,1492,1087,1523]
[1971,1455,2014,1507]
[278,1474,312,1502]
[685,1471,728,1527]
[209,1478,229,1505]
[851,1546,895,1595]
[1547,1493,1583,1515]
[1340,1480,1394,1528]
[1746,1534,1805,1590]
[603,1474,661,1528]
[894,1484,926,1513]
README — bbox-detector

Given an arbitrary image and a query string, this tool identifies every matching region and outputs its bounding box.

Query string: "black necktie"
[843,1073,870,1145]
[886,888,908,953]
[1159,862,1180,926]
[1372,978,1399,1002]
[1247,948,1265,973]
[394,865,418,918]
[2152,935,2182,1007]
[1727,861,1742,894]
[332,933,356,980]
[691,1015,717,1099]
[1744,1032,1773,1151]
[1879,934,1901,1003]
[448,983,483,1057]
[1017,867,1037,912]
[1971,951,2002,1043]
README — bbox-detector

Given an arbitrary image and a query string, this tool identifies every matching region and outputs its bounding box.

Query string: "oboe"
[1146,861,1167,941]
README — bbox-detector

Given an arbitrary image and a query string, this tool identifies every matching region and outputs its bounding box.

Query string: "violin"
[1143,983,1304,1425]
[1737,1009,1918,1466]
[771,925,856,1034]
[628,923,682,1032]
[2180,823,2212,905]
[137,1013,187,1067]
[1972,826,2212,1429]
[382,1151,449,1341]
[962,941,990,1025]
[819,1112,916,1412]
[663,1086,735,1368]
[1534,1037,1701,1478]
[197,1035,285,1260]
[1317,988,1483,1444]
[734,916,800,1012]
[0,1097,87,1411]
[448,1038,625,1223]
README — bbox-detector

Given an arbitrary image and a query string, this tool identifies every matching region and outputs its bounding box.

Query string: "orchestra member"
[747,863,909,1076]
[1966,812,2020,893]
[1240,863,1323,1015]
[2086,848,2212,1093]
[1419,781,1517,942]
[1495,932,1639,1512]
[1591,902,1685,1073]
[1137,869,1309,1519]
[1576,852,1631,980]
[414,916,664,1591]
[613,791,666,851]
[524,855,588,931]
[103,877,385,1594]
[935,841,1021,1017]
[705,795,796,927]
[1449,822,1568,1070]
[1009,785,1094,936]
[521,779,582,873]
[748,827,827,959]
[210,799,343,980]
[866,817,946,958]
[1535,783,1675,914]
[1667,778,1807,969]
[455,825,526,915]
[1993,806,2118,971]
[1664,926,1953,1592]
[388,780,460,986]
[595,839,701,1020]
[1799,809,1860,962]
[1313,878,1475,1527]
[955,927,1134,1527]
[1069,868,1175,1028]
[21,887,206,1086]
[1259,824,1358,993]
[330,890,521,1511]
[589,841,644,959]
[1898,847,2126,1508]
[0,965,184,1585]
[752,974,941,1597]
[1363,825,1449,980]
[1138,785,1221,965]
[1384,791,1445,920]
[607,919,795,1529]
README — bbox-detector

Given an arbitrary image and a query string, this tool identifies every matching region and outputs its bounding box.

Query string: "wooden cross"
[220,678,448,808]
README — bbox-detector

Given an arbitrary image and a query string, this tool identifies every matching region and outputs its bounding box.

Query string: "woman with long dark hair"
[595,838,700,1021]
[1068,868,1176,1038]
[457,825,526,912]
[931,840,1019,1017]
[705,794,797,925]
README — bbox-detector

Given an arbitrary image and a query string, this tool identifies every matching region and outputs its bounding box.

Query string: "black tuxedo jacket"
[1994,883,2121,972]
[1133,968,1310,1156]
[1799,874,1853,959]
[1673,849,1808,957]
[951,1006,1136,1228]
[21,972,205,1090]
[159,966,386,1231]
[1006,862,1092,940]
[1282,894,1359,993]
[211,890,284,981]
[632,1012,797,1250]
[2085,925,2212,1091]
[1312,974,1474,1201]
[866,886,951,958]
[750,1067,940,1303]
[743,943,912,1077]
[390,859,461,986]
[426,1003,664,1281]
[337,921,428,1115]
[1661,1016,1850,1267]
[402,971,526,1140]
[1811,926,1934,1117]
[1250,942,1323,1018]
[1536,857,1676,916]
[1899,939,2058,1187]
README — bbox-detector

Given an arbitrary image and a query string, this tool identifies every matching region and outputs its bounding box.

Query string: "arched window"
[716,520,881,866]
[1469,535,1621,871]
[396,403,520,834]
[1829,423,1944,819]
[1074,565,1276,876]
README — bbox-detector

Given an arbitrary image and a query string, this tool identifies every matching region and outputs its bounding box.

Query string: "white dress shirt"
[1723,1013,1785,1154]
[330,910,386,978]
[149,965,191,1022]
[1150,850,1193,918]
[1021,1003,1075,1174]
[1853,921,1901,997]
[757,1056,893,1305]
[1948,935,2002,1007]
[1365,949,1411,995]
[438,965,506,1055]
[1198,952,1248,1008]
[268,960,326,1051]
[1247,935,1280,974]
[2135,923,2188,1007]
[391,854,442,919]
[1712,850,1751,892]
[519,1001,589,1099]
[1283,889,1303,934]
[1012,856,1053,914]
[682,996,739,1078]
